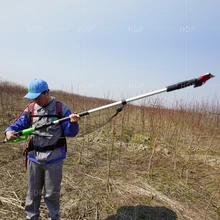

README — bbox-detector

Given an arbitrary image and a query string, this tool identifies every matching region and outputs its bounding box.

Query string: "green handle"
[4,135,29,143]
[4,127,35,143]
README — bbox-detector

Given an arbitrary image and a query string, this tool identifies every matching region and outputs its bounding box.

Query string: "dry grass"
[0,80,220,220]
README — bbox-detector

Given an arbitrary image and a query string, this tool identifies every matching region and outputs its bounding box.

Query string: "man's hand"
[5,130,18,140]
[69,113,80,124]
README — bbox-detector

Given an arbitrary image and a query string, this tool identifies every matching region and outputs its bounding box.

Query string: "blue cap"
[24,79,49,99]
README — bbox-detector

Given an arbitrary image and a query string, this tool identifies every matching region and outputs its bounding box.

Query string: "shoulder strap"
[28,101,62,120]
[56,101,63,119]
[27,102,36,124]
[55,101,67,151]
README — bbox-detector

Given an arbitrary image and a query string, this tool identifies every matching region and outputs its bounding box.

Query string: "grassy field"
[0,80,220,220]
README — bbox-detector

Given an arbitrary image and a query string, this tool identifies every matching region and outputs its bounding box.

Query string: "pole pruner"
[3,73,214,143]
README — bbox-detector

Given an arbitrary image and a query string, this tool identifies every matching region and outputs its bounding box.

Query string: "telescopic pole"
[57,72,214,122]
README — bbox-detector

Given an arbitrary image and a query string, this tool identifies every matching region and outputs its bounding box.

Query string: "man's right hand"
[5,130,18,140]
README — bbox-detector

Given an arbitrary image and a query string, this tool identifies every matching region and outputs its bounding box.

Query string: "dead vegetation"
[0,80,220,220]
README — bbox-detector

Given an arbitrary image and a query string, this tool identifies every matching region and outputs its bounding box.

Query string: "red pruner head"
[194,73,215,87]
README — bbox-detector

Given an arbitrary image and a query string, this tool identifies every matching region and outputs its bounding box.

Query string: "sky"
[0,0,219,108]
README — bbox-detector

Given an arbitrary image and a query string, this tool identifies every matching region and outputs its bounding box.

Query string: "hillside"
[0,80,220,220]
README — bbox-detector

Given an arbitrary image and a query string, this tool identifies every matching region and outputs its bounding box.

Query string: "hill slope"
[0,80,220,219]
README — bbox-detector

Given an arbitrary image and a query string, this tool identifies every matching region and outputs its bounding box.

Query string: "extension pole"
[77,88,167,116]
[57,72,214,121]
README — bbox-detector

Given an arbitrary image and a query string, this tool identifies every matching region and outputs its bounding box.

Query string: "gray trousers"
[25,160,63,220]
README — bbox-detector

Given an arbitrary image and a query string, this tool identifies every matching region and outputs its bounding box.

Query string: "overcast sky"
[0,0,219,107]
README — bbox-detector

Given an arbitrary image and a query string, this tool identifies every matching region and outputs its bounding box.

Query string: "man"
[5,78,80,220]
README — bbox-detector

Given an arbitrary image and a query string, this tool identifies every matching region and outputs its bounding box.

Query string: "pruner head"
[194,73,215,87]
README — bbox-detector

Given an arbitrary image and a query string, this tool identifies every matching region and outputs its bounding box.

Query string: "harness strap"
[56,101,62,117]
[28,137,65,152]
[29,144,57,152]
[28,102,36,124]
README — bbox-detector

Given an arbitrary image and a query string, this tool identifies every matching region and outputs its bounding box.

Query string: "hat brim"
[24,92,41,99]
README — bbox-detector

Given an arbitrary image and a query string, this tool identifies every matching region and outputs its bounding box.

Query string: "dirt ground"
[0,131,220,220]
